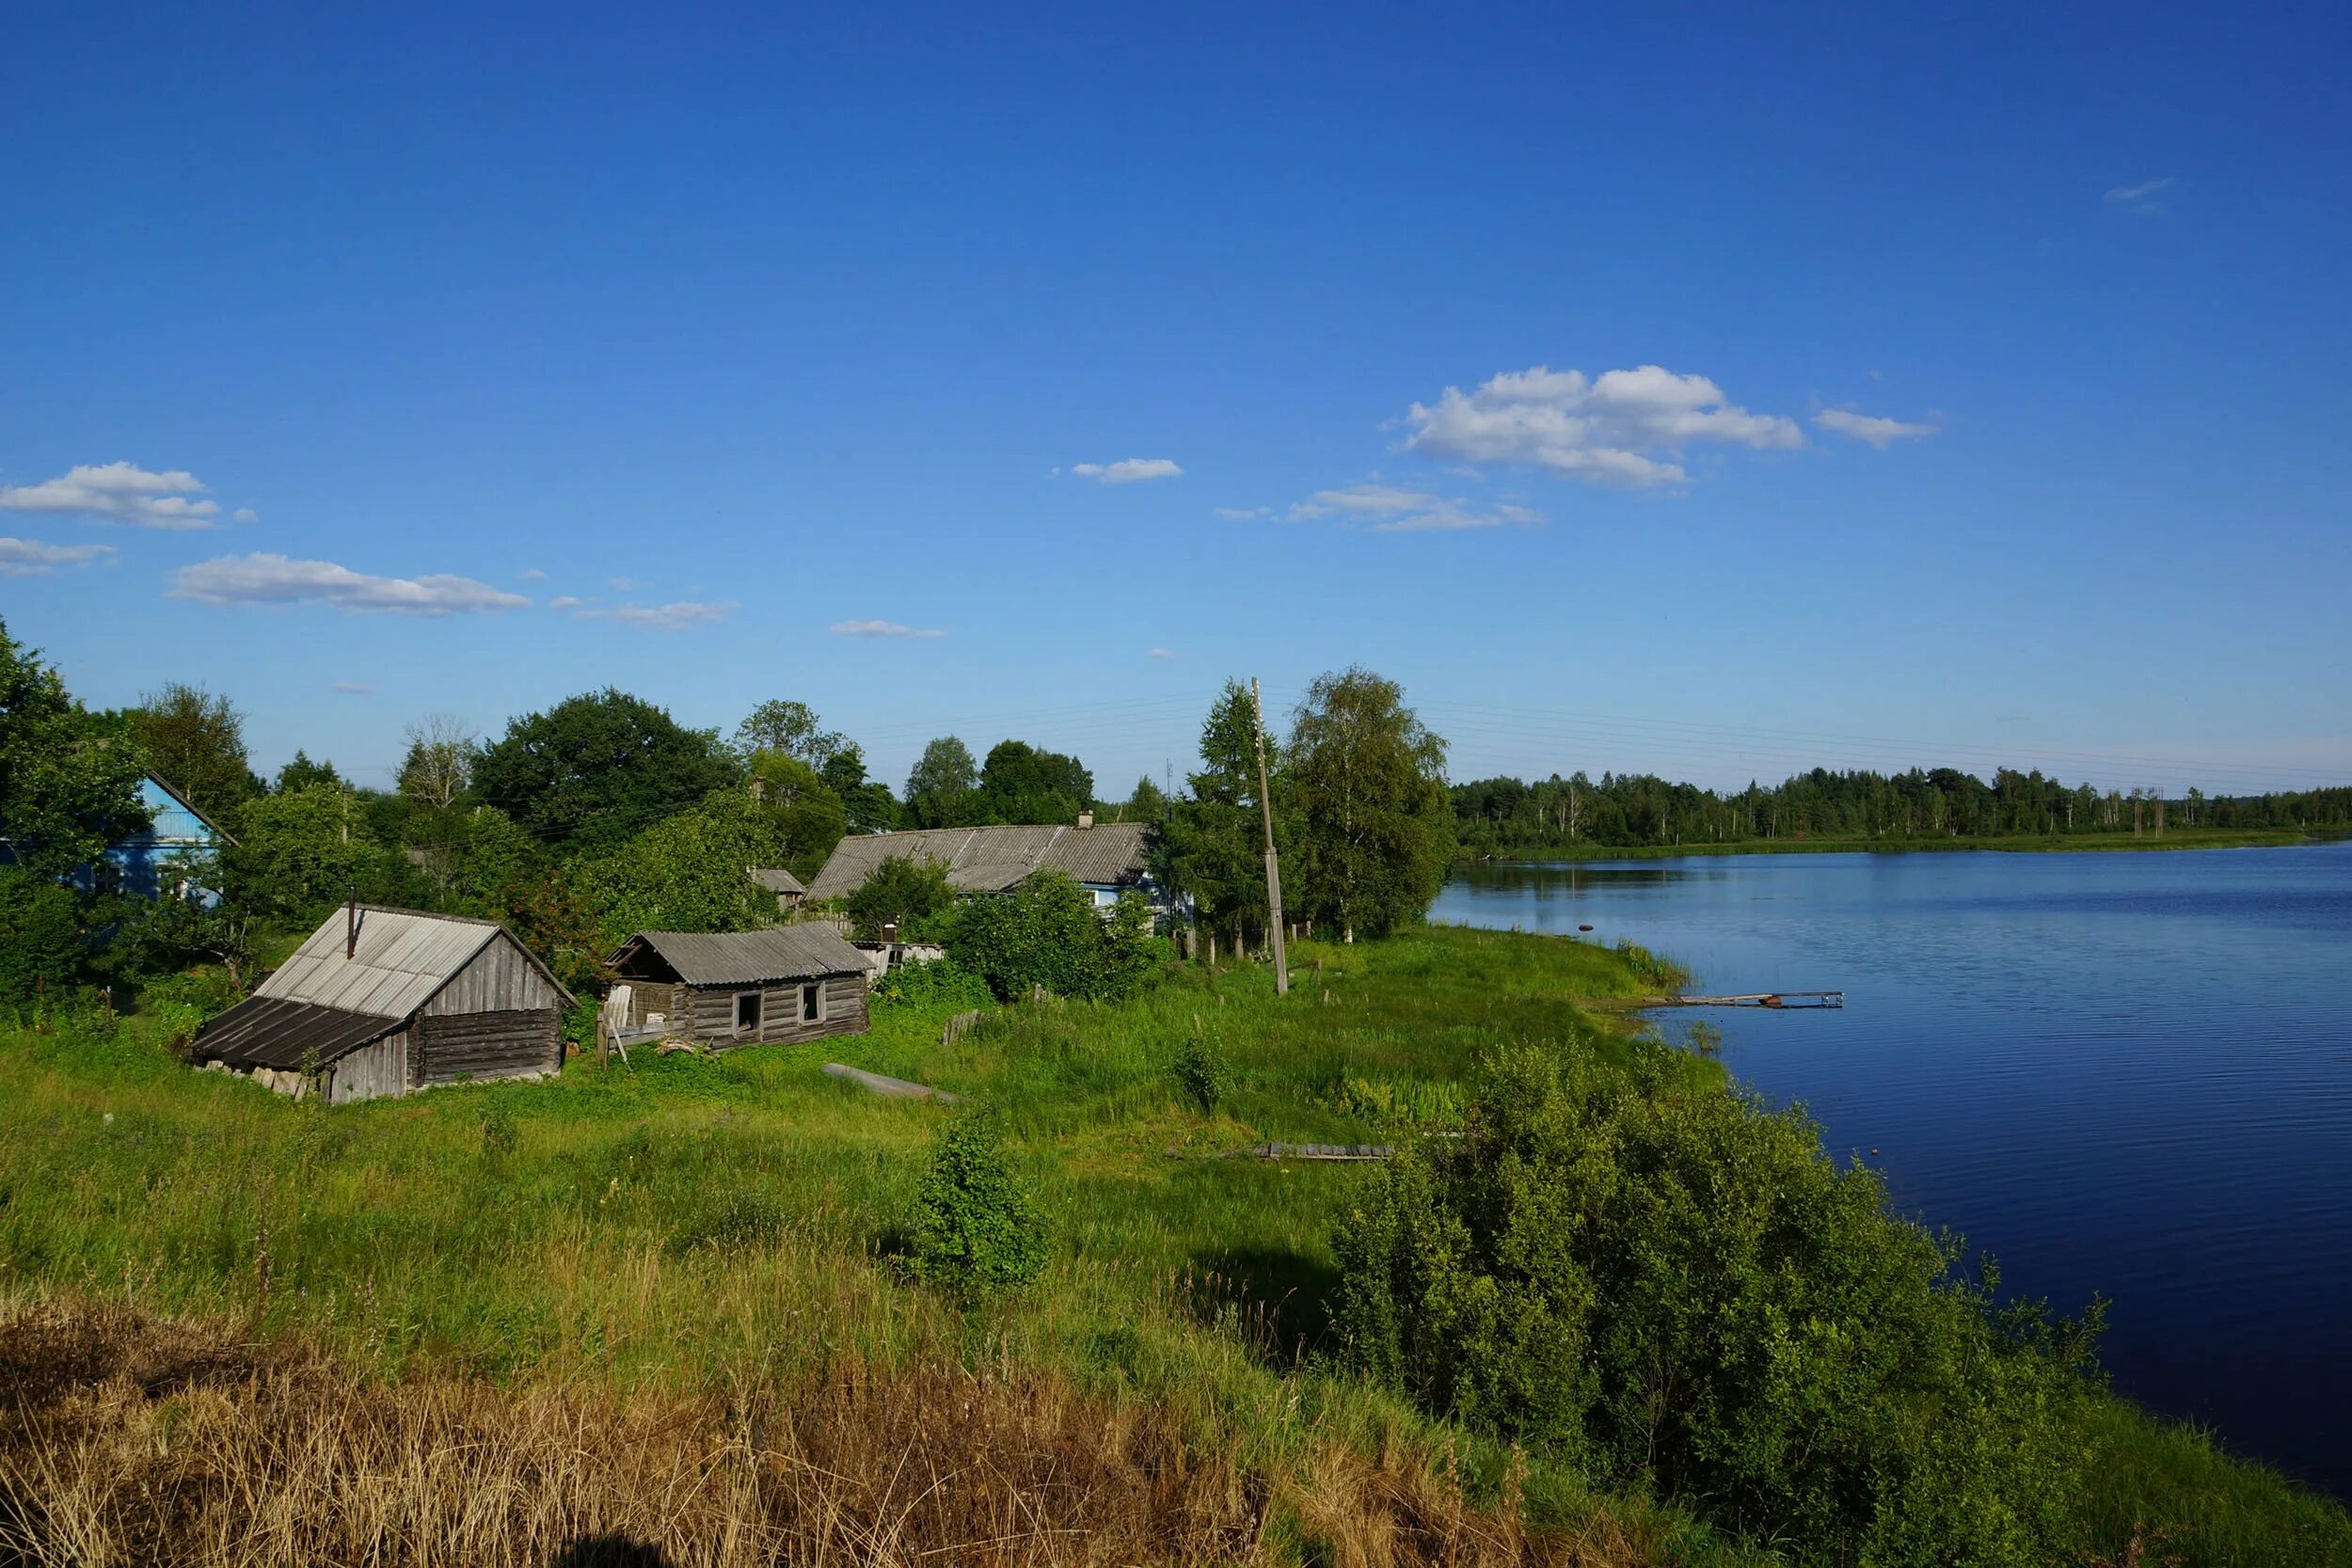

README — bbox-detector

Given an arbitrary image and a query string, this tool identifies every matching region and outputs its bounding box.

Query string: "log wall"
[326,1031,409,1104]
[414,1007,561,1085]
[677,973,869,1050]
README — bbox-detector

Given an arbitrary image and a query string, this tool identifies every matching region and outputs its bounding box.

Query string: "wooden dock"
[1589,991,1844,1010]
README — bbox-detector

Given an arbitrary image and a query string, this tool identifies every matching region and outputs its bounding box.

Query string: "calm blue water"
[1433,843,2352,1495]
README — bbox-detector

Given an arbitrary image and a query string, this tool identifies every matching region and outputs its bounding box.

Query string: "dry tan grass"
[0,1299,1650,1568]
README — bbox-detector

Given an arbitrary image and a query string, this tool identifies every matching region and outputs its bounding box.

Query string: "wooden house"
[606,926,871,1049]
[192,905,571,1103]
[749,866,807,912]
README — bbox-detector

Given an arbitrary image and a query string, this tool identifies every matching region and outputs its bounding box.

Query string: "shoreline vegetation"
[1457,826,2349,863]
[1,928,2344,1565]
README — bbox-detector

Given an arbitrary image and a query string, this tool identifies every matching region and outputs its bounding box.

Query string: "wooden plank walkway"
[1228,1141,1394,1163]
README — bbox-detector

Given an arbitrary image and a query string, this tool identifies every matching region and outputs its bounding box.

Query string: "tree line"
[1,612,1459,1007]
[1454,764,2352,855]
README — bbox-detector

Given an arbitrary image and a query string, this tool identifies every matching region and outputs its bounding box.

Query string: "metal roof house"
[606,926,870,1049]
[805,819,1159,910]
[192,906,571,1103]
[32,774,233,900]
[749,866,807,911]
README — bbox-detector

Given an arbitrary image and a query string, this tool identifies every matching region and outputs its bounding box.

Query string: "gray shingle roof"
[805,821,1151,901]
[612,926,868,987]
[749,867,806,895]
[257,906,535,1019]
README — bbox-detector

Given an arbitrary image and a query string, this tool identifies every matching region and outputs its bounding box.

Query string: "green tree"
[397,715,476,810]
[1163,680,1291,943]
[977,739,1091,824]
[0,618,150,884]
[1287,667,1450,941]
[733,698,849,768]
[818,743,904,834]
[273,751,343,793]
[575,787,788,942]
[946,872,1157,1002]
[128,682,258,818]
[843,853,957,941]
[745,752,848,875]
[912,1109,1047,1301]
[906,736,979,829]
[474,689,739,852]
[223,783,392,925]
[1336,1045,2099,1567]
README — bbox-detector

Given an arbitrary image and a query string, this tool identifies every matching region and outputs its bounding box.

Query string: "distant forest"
[1451,766,2352,855]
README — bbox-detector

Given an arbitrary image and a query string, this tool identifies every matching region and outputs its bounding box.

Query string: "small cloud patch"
[0,462,227,529]
[330,682,374,695]
[0,537,117,576]
[1813,409,1937,448]
[577,601,736,630]
[831,619,946,639]
[169,554,531,615]
[1071,458,1183,484]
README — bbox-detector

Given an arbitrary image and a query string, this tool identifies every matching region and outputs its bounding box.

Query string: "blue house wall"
[99,776,227,898]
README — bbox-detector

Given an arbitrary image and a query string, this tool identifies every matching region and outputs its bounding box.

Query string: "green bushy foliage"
[843,853,956,942]
[911,1109,1045,1301]
[0,869,84,1006]
[1173,1025,1230,1113]
[1321,1075,1464,1128]
[1335,1043,2103,1567]
[946,875,1163,1003]
[868,956,993,1012]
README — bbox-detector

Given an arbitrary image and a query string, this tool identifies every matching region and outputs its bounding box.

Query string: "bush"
[869,956,993,1012]
[0,868,85,1006]
[947,875,1163,1004]
[1334,1044,2102,1567]
[1173,1026,1230,1114]
[911,1109,1045,1301]
[843,854,956,942]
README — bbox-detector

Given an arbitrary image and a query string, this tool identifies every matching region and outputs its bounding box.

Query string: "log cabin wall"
[326,1030,408,1104]
[414,1007,561,1085]
[678,973,870,1050]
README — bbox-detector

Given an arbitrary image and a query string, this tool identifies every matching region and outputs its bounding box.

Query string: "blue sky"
[5,4,2347,800]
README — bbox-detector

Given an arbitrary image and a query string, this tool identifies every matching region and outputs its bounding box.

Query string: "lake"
[1433,843,2352,1496]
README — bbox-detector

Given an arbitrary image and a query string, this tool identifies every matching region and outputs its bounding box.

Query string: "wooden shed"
[191,906,572,1103]
[606,927,870,1050]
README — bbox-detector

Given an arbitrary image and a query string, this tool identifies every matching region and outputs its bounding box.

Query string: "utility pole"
[1250,677,1289,996]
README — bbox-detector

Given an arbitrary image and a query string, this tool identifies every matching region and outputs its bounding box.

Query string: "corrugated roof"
[806,821,1151,901]
[612,925,869,987]
[193,996,402,1069]
[256,906,524,1018]
[750,867,806,895]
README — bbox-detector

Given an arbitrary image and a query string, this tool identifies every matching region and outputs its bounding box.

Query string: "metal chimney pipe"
[346,886,358,959]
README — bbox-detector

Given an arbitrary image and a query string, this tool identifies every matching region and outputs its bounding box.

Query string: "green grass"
[0,927,2343,1565]
[1464,828,2343,862]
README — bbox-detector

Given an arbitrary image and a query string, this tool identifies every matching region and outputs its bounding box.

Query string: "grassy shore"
[0,928,2343,1564]
[1462,827,2344,863]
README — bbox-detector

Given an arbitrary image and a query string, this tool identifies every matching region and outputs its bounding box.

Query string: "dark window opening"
[735,991,761,1033]
[801,982,820,1022]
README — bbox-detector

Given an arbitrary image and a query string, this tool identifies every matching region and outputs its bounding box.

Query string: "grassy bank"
[0,928,2342,1564]
[1461,828,2343,863]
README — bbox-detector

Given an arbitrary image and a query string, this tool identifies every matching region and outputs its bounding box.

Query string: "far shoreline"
[1454,828,2349,864]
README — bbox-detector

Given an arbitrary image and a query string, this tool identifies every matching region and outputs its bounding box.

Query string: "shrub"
[911,1109,1045,1301]
[1334,1043,2102,1567]
[869,956,993,1012]
[1173,1026,1230,1114]
[947,875,1163,1003]
[843,854,956,942]
[0,868,84,1006]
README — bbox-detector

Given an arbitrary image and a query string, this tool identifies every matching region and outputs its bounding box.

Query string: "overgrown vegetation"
[0,928,2338,1564]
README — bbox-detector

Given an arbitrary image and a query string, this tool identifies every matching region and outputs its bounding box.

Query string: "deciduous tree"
[475,689,739,851]
[1287,667,1450,941]
[128,682,257,818]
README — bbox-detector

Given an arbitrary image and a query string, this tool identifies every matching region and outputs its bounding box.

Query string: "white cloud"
[2106,177,2175,208]
[1288,482,1544,534]
[1213,505,1271,520]
[329,682,373,695]
[1813,408,1937,448]
[1149,647,1176,658]
[609,576,644,591]
[1402,365,1803,487]
[577,601,736,630]
[519,567,547,580]
[232,507,257,523]
[0,462,226,528]
[168,554,532,615]
[0,537,118,576]
[548,594,583,610]
[1071,458,1183,484]
[831,618,946,639]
